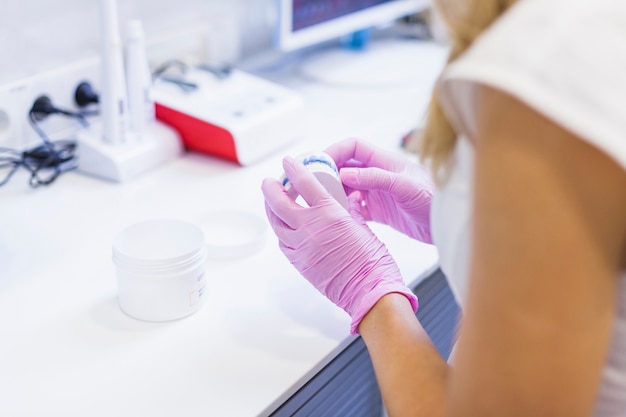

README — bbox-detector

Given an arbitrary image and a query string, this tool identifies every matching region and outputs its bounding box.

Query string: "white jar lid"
[113,219,205,266]
[194,210,267,260]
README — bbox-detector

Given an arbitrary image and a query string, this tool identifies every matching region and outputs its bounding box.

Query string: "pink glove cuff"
[349,283,418,335]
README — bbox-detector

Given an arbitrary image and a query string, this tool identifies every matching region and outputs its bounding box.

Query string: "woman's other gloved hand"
[261,156,418,334]
[324,138,433,244]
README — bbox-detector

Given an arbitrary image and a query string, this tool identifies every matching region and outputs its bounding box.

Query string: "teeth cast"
[301,155,338,174]
[281,152,338,188]
[278,151,348,210]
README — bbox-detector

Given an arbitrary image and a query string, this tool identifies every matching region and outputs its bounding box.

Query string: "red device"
[153,69,304,166]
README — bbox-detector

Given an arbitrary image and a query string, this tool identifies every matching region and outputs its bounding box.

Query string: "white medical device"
[152,68,304,166]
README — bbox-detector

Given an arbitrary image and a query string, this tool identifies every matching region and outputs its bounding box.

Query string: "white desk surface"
[0,40,445,417]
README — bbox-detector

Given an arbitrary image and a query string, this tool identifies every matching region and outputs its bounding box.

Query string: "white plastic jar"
[112,219,207,321]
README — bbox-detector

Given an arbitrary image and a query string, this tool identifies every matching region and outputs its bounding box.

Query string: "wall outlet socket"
[0,57,101,151]
[0,81,30,150]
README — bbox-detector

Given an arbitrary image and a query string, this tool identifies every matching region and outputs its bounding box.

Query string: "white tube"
[99,0,129,145]
[125,19,154,140]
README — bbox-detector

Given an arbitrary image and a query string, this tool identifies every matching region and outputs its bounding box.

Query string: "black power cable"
[151,59,233,92]
[0,95,84,188]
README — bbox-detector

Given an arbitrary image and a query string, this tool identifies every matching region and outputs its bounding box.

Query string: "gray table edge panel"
[268,266,460,417]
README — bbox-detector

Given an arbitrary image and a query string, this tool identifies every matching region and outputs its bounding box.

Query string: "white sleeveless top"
[430,0,626,415]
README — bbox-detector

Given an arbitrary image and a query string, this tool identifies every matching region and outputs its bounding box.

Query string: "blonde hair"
[412,0,518,180]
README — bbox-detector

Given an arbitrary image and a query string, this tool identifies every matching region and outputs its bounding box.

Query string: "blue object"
[281,154,338,187]
[341,28,373,50]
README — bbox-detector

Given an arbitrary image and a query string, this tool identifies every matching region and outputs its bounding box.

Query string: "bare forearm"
[359,293,449,417]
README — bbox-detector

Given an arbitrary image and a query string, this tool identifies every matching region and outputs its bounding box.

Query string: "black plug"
[29,95,88,127]
[74,81,99,108]
[30,95,57,121]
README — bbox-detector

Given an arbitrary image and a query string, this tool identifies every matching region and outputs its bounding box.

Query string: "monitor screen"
[276,0,430,51]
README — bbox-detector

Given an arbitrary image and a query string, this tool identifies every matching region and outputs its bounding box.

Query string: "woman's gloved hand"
[261,156,418,334]
[324,138,434,244]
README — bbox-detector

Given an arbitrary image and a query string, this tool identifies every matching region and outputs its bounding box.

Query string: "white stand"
[75,120,183,182]
[299,39,449,88]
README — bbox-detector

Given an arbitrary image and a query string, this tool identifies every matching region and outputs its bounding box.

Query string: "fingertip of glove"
[347,190,362,203]
[261,177,278,195]
[347,191,365,220]
[339,168,358,185]
[261,177,274,188]
[282,155,300,174]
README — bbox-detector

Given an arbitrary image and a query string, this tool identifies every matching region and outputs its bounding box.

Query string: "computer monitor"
[276,0,430,52]
[274,0,445,88]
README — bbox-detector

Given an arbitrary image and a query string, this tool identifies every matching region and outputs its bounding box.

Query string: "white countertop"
[0,39,445,417]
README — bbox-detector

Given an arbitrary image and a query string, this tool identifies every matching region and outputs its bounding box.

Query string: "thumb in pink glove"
[324,138,433,244]
[261,155,418,334]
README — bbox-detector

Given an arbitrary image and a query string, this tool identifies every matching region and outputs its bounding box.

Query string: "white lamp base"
[75,120,183,182]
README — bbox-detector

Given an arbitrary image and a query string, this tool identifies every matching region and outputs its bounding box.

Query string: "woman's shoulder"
[443,0,626,83]
[438,0,626,173]
[461,0,625,58]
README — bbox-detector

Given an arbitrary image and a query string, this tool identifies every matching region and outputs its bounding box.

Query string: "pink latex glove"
[261,155,418,335]
[324,138,433,244]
